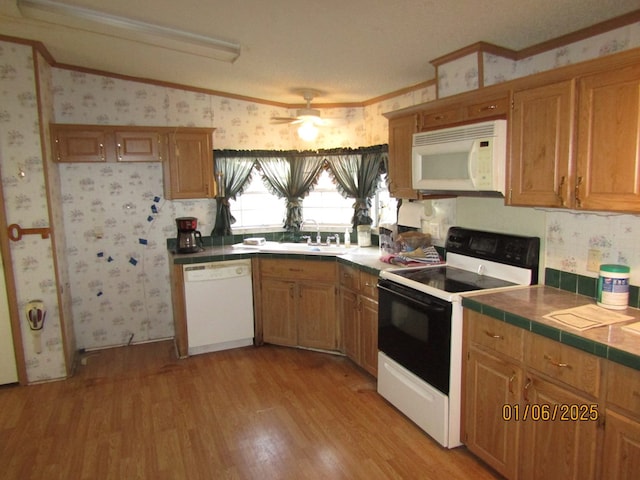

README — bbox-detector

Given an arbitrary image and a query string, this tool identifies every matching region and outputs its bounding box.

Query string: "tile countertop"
[462,285,640,371]
[169,242,393,274]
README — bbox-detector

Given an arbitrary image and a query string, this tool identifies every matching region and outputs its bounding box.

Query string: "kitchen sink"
[260,242,349,255]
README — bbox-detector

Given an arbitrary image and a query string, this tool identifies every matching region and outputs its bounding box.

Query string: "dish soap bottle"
[344,228,351,247]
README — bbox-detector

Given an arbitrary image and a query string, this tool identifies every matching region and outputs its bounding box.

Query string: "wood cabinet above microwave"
[418,92,509,131]
[51,124,165,163]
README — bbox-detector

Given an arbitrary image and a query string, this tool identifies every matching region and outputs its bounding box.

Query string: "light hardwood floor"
[0,342,499,479]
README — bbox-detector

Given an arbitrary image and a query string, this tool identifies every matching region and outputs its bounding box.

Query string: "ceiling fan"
[271,89,334,141]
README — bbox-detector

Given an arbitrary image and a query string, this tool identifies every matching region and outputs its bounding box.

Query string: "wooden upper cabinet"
[387,114,419,199]
[508,80,575,207]
[420,107,462,130]
[163,129,215,199]
[114,130,163,162]
[52,126,110,162]
[52,124,164,163]
[465,94,510,121]
[576,63,640,212]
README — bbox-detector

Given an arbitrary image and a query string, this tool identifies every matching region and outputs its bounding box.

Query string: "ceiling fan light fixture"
[298,119,319,142]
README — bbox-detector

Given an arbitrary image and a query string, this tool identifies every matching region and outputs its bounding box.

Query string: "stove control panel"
[445,227,540,269]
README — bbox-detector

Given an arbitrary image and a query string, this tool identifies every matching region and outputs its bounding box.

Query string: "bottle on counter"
[344,228,351,248]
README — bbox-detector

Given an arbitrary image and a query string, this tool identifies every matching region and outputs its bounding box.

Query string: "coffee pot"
[176,217,203,253]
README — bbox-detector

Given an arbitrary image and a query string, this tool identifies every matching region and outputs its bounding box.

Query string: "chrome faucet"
[326,235,340,247]
[302,219,321,244]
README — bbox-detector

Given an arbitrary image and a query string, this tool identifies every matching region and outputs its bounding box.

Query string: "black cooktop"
[390,265,517,293]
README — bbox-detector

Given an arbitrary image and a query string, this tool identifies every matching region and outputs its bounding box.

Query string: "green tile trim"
[607,347,640,371]
[559,271,578,293]
[577,275,597,298]
[559,331,599,355]
[545,268,560,288]
[629,285,640,309]
[530,321,561,341]
[504,312,531,331]
[461,298,483,313]
[545,267,638,304]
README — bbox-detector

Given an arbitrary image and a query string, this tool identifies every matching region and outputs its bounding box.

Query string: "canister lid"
[600,264,630,273]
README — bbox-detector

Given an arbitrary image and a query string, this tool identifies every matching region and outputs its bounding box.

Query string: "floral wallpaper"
[438,21,640,97]
[0,41,68,382]
[546,211,640,286]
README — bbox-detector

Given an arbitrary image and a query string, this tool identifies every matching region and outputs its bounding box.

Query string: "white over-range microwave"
[412,119,507,196]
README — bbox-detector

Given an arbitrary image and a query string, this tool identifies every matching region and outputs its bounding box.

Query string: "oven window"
[378,282,452,394]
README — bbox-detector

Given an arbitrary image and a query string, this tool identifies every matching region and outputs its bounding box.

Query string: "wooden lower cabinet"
[261,278,297,346]
[519,374,599,480]
[463,310,606,480]
[297,283,338,350]
[258,258,338,351]
[339,264,378,376]
[465,348,521,479]
[602,410,640,480]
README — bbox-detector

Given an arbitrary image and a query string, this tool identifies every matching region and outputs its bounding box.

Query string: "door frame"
[0,159,27,385]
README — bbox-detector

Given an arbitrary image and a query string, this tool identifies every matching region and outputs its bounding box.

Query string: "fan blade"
[270,117,298,124]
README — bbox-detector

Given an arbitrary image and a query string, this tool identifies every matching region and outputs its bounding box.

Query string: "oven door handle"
[378,283,448,312]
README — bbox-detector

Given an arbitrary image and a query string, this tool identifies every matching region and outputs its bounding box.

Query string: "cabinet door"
[52,127,110,162]
[297,283,337,350]
[115,130,163,162]
[360,296,378,377]
[340,288,359,360]
[465,348,521,479]
[508,81,574,207]
[261,279,297,346]
[602,410,640,480]
[519,374,598,480]
[465,95,509,121]
[387,115,419,199]
[420,108,462,130]
[576,64,640,212]
[164,131,214,199]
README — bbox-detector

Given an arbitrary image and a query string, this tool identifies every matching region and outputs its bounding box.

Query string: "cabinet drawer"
[467,310,524,360]
[260,258,336,282]
[359,271,378,300]
[420,108,462,130]
[606,361,640,417]
[339,264,360,290]
[465,96,509,120]
[525,334,601,397]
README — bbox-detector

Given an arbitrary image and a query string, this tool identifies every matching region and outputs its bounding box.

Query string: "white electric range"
[377,226,540,448]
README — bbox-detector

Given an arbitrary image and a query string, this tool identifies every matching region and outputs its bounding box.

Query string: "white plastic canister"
[597,264,630,310]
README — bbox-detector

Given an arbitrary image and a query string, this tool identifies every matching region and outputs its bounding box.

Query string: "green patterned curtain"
[257,155,325,231]
[211,153,256,236]
[325,145,388,228]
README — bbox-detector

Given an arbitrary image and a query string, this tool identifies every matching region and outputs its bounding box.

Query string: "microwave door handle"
[468,140,479,189]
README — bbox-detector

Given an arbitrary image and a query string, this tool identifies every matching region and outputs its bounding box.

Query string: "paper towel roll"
[398,202,426,228]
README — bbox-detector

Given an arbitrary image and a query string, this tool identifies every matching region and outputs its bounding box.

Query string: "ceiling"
[1,1,639,106]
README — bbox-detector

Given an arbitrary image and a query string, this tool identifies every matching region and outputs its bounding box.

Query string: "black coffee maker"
[176,217,203,253]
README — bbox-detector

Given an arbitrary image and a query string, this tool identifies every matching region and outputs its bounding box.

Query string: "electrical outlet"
[94,226,104,239]
[587,249,601,272]
[429,222,441,239]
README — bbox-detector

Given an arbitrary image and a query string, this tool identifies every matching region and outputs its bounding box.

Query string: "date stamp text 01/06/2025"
[502,404,599,421]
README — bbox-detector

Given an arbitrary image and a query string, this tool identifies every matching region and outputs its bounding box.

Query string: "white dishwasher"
[183,259,255,355]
